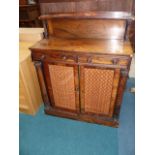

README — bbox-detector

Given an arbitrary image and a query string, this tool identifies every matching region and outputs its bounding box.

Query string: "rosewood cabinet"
[30,11,133,127]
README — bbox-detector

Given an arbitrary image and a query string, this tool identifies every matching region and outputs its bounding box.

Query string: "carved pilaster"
[121,69,128,77]
[113,69,128,118]
[34,61,51,109]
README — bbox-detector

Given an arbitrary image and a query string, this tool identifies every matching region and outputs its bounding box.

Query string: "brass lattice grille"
[84,68,114,115]
[48,64,76,110]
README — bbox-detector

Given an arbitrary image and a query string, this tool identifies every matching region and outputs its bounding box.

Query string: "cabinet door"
[43,61,79,113]
[80,66,120,117]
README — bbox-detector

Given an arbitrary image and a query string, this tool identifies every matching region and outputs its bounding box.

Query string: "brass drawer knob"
[87,57,92,63]
[112,59,119,65]
[62,56,67,60]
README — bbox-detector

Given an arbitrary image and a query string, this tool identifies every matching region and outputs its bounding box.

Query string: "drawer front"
[91,57,113,65]
[91,56,129,66]
[78,55,130,66]
[47,53,76,62]
[32,52,76,63]
[32,52,130,67]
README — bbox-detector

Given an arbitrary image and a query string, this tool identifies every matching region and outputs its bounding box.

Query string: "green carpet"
[19,79,134,155]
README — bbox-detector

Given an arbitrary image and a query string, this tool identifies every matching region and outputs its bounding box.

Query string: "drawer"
[48,53,76,62]
[79,56,113,64]
[92,57,129,66]
[78,55,129,66]
[32,52,76,63]
[118,59,129,65]
[91,57,113,65]
[78,56,88,63]
[32,52,129,66]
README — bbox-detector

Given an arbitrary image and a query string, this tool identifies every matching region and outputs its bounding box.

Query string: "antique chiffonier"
[30,11,133,127]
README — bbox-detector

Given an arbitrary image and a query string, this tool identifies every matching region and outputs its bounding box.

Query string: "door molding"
[42,59,80,113]
[79,65,121,118]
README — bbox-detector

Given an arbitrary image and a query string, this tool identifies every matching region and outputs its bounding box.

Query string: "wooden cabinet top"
[30,37,133,56]
[30,12,134,56]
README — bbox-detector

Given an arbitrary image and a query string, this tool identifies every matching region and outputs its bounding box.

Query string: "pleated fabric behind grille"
[48,65,76,110]
[84,68,114,115]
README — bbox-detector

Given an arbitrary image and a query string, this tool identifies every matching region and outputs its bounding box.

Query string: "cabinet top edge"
[39,11,134,20]
[30,38,133,56]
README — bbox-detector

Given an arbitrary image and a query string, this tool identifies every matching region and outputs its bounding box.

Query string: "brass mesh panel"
[84,68,114,115]
[48,65,76,110]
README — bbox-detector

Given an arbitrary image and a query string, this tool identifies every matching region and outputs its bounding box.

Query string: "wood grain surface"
[39,0,134,14]
[30,37,133,56]
[47,19,126,39]
[39,11,133,20]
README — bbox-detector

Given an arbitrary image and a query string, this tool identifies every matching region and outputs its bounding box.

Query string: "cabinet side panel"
[48,64,76,110]
[84,68,114,115]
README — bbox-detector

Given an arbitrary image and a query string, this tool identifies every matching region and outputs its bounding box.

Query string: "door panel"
[80,66,120,117]
[43,61,79,112]
[49,64,76,110]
